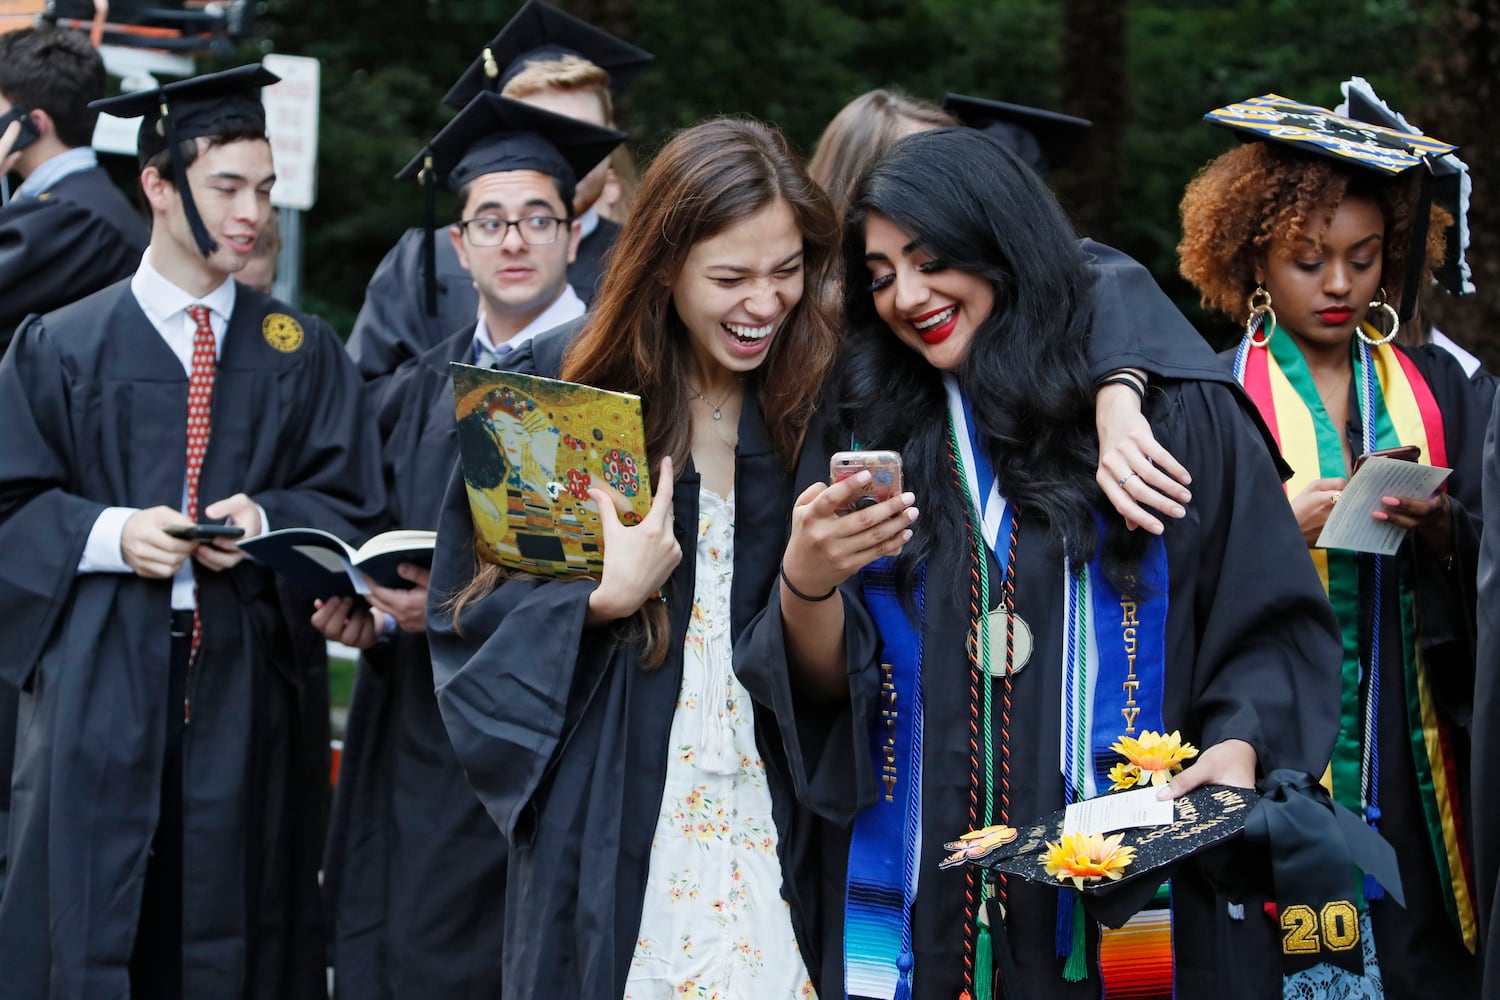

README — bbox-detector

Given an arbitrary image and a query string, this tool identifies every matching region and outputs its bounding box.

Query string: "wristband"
[780,565,837,603]
[1097,373,1146,403]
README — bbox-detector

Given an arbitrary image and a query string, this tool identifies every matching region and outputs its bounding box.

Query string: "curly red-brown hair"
[1178,141,1448,323]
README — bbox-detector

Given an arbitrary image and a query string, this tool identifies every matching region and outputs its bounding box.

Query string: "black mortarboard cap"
[942,93,1092,177]
[1205,93,1460,320]
[397,94,624,315]
[397,93,625,194]
[442,0,654,110]
[1337,77,1473,300]
[89,64,278,257]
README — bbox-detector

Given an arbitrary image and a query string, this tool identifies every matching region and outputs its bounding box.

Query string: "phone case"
[830,450,903,516]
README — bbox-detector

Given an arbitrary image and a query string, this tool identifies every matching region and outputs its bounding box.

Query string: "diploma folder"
[238,528,437,597]
[450,364,653,580]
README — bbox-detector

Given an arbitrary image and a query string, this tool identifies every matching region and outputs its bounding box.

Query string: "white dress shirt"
[77,251,263,610]
[470,283,586,365]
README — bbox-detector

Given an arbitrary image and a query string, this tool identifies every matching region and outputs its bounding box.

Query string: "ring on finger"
[1329,491,1341,508]
[1118,472,1140,488]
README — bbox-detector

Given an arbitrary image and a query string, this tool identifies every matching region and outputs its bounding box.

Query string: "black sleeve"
[0,200,139,352]
[347,229,479,384]
[1472,390,1500,960]
[1156,381,1344,777]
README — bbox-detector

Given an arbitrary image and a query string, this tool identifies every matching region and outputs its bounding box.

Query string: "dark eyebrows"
[707,248,805,274]
[863,238,923,264]
[206,171,277,187]
[471,197,564,216]
[1291,233,1383,249]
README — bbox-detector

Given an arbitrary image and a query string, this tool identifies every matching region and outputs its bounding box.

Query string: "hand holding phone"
[164,523,247,542]
[1352,444,1420,474]
[830,450,903,517]
[0,106,41,160]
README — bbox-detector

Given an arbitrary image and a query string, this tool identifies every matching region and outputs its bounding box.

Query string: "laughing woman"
[1179,99,1488,997]
[737,127,1343,999]
[425,118,836,999]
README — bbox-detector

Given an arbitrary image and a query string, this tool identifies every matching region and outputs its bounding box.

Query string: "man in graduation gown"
[316,94,623,999]
[345,0,651,385]
[0,21,149,904]
[0,65,384,998]
[0,25,149,352]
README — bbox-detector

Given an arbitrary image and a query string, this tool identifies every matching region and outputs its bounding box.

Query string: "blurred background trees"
[251,0,1496,366]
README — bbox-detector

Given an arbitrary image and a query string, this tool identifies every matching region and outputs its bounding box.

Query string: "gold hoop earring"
[1357,288,1400,347]
[1245,286,1276,346]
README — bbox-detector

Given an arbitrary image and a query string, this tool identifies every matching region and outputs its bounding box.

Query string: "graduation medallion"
[263,313,304,353]
[985,609,1032,676]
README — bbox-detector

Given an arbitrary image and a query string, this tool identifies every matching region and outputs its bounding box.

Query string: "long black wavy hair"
[835,127,1145,603]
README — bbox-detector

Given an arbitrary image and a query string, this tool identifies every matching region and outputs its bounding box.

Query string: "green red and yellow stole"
[1233,325,1476,953]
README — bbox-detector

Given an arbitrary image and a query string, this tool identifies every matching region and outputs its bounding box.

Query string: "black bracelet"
[1097,373,1146,403]
[780,565,837,602]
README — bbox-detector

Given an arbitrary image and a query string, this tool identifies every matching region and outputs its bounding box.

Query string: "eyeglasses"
[457,215,570,247]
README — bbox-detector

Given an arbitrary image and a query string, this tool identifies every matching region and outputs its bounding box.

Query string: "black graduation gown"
[735,378,1344,999]
[346,222,619,384]
[323,323,509,999]
[425,327,822,999]
[0,166,149,351]
[1476,390,1500,1000]
[0,280,385,998]
[1219,341,1486,996]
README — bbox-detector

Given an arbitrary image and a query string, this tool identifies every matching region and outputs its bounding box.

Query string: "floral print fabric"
[623,489,815,1000]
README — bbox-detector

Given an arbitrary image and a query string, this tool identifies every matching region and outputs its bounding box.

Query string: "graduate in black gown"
[0,23,150,903]
[314,94,623,999]
[1180,94,1486,997]
[737,128,1343,999]
[346,0,651,384]
[0,66,384,998]
[0,25,148,352]
[1477,391,1500,1000]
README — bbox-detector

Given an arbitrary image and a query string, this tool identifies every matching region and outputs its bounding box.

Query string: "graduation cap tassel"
[160,99,219,257]
[421,153,437,318]
[1054,889,1074,958]
[972,927,992,1000]
[1063,904,1088,982]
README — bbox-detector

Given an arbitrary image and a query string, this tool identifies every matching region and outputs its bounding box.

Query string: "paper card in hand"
[451,363,652,580]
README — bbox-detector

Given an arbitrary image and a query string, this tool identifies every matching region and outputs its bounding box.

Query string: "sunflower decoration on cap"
[1107,730,1199,791]
[1042,832,1138,891]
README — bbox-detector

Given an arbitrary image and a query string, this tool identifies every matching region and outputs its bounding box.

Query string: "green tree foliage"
[259,0,1477,360]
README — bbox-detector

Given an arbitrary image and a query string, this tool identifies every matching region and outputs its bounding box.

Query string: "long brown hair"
[807,88,956,219]
[452,117,841,666]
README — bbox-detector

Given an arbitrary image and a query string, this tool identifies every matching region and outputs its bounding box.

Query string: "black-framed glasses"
[457,215,570,247]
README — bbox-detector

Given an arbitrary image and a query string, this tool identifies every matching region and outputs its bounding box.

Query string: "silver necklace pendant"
[985,608,1033,676]
[712,408,722,420]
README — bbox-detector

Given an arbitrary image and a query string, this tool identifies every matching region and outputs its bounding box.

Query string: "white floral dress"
[623,488,816,1000]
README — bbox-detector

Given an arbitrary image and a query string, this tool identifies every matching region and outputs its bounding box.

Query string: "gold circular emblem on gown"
[262,313,304,353]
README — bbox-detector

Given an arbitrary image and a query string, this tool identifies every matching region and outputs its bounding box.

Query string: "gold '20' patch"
[263,313,304,353]
[1281,900,1360,956]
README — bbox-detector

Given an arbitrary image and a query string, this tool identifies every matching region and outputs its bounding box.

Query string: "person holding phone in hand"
[737,127,1343,999]
[1179,93,1487,995]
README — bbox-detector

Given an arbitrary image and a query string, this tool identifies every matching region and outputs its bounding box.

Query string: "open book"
[238,528,437,597]
[450,364,653,580]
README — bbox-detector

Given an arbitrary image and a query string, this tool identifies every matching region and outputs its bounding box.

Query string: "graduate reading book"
[450,363,652,580]
[238,528,437,597]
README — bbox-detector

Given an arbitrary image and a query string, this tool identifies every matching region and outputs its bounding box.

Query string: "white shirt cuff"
[77,506,139,573]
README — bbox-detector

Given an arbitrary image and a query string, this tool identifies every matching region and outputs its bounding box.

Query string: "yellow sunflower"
[1042,831,1137,890]
[1107,761,1145,792]
[1110,730,1198,786]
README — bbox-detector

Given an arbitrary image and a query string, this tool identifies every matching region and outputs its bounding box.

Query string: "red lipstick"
[1316,306,1356,325]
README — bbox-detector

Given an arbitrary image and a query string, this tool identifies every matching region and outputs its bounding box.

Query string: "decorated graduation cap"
[89,63,278,258]
[1336,76,1473,300]
[442,0,654,111]
[1205,92,1462,321]
[398,94,626,315]
[942,93,1091,177]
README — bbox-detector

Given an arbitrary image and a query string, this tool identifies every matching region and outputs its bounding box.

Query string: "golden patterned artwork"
[262,313,304,352]
[451,363,652,580]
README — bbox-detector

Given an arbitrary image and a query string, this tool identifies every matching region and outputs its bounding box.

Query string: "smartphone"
[165,523,247,542]
[0,106,41,156]
[1353,444,1421,474]
[830,450,903,516]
